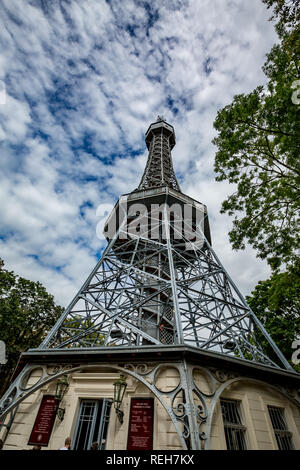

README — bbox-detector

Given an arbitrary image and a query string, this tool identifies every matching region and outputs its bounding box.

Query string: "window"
[268,406,294,450]
[73,399,112,450]
[220,399,247,450]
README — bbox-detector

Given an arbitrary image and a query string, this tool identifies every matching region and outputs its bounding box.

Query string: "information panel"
[127,398,154,450]
[28,395,58,447]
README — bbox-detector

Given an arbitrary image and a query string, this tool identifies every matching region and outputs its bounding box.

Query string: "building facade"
[1,348,300,450]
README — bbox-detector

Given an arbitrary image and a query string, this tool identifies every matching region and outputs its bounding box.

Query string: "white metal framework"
[37,211,290,370]
[0,118,298,450]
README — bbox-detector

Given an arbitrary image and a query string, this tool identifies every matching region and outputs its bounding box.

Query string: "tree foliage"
[213,3,300,368]
[60,315,107,347]
[212,10,300,270]
[246,260,300,371]
[262,0,299,27]
[0,260,63,396]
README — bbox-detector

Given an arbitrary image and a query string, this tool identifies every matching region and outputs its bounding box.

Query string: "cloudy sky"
[0,0,278,307]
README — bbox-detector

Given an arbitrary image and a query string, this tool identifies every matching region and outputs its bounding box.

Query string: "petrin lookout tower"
[0,117,299,451]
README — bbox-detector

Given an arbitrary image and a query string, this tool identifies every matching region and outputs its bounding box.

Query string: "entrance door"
[73,399,112,450]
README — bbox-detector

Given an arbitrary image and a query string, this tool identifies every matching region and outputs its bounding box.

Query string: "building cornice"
[18,344,300,388]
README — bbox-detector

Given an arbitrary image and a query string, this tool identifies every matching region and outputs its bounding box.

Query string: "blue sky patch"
[0,0,277,306]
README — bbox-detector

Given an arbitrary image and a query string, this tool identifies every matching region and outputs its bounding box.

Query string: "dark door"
[73,399,112,450]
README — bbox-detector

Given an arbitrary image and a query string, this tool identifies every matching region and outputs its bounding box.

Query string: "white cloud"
[0,94,31,142]
[0,0,277,307]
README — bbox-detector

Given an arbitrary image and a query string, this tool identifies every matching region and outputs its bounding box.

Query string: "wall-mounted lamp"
[223,340,236,351]
[54,375,69,421]
[113,374,127,424]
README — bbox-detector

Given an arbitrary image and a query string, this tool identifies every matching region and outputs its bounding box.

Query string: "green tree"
[60,314,107,348]
[0,259,63,396]
[262,0,299,28]
[212,14,300,270]
[246,261,300,371]
[262,1,300,60]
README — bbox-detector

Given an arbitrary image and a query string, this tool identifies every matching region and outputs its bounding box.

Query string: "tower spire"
[138,117,181,192]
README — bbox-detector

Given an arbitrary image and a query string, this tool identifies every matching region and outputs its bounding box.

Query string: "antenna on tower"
[156,115,165,122]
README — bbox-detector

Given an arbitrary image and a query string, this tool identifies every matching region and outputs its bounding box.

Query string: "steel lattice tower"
[33,116,289,367]
[0,117,297,450]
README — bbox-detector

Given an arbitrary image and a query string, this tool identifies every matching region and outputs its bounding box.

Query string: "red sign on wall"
[127,398,154,450]
[28,395,58,447]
